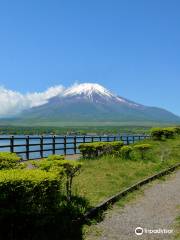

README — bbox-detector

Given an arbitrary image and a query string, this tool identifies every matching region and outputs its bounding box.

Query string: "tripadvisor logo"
[135,227,173,236]
[135,227,143,236]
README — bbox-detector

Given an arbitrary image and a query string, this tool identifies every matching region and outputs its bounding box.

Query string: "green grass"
[73,136,180,207]
[173,205,180,240]
[174,216,180,239]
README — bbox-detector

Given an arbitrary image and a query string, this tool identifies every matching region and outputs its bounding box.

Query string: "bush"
[151,127,177,140]
[0,152,23,170]
[162,128,175,139]
[150,128,164,140]
[58,160,82,201]
[78,141,124,158]
[47,154,65,161]
[133,144,152,160]
[33,159,82,201]
[78,143,97,158]
[0,169,62,216]
[121,146,133,160]
[32,159,65,173]
[173,126,180,135]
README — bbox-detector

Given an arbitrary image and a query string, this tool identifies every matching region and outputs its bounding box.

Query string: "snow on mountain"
[61,83,135,105]
[62,83,114,98]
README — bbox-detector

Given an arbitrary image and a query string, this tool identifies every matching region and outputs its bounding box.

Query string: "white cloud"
[0,85,65,117]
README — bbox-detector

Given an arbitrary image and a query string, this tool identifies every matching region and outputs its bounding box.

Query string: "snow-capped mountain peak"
[62,83,115,99]
[14,82,180,124]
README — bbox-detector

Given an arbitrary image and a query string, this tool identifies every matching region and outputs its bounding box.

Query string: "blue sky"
[0,0,180,115]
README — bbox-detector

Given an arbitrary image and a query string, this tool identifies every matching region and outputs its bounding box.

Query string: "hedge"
[150,128,164,140]
[133,144,152,160]
[78,141,124,158]
[173,126,180,134]
[162,128,175,139]
[121,146,133,160]
[0,152,23,170]
[0,169,62,216]
[32,159,82,201]
[151,127,176,140]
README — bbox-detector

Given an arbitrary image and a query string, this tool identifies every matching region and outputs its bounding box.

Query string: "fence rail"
[0,135,150,160]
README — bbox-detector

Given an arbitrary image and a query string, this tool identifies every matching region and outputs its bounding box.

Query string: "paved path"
[86,170,180,240]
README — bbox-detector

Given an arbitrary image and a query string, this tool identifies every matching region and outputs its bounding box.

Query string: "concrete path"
[86,170,180,240]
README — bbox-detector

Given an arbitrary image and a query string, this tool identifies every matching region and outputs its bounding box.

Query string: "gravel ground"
[86,169,180,240]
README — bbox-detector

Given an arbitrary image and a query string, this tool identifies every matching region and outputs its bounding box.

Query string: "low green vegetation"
[0,125,152,135]
[0,169,61,215]
[75,130,180,205]
[133,143,152,160]
[0,152,25,170]
[32,158,82,201]
[174,214,180,240]
[0,126,180,239]
[79,141,124,158]
[0,153,85,240]
[121,145,133,160]
[150,127,177,140]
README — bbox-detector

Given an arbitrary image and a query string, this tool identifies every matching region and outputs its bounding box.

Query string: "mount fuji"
[13,83,180,125]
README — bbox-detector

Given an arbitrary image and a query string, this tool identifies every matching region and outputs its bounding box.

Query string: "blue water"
[0,135,145,160]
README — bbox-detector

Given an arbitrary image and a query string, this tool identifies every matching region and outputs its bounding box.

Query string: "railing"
[0,135,150,160]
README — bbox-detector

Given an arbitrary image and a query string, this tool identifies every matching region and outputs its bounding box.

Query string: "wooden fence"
[0,135,150,160]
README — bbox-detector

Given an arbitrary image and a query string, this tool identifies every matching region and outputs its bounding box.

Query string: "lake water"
[0,135,145,160]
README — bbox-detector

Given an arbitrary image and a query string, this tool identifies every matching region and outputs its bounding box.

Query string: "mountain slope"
[16,83,180,124]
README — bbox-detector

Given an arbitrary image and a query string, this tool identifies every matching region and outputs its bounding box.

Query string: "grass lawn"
[73,137,180,207]
[173,204,180,240]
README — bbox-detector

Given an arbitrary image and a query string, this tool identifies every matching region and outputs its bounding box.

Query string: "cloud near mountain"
[0,85,64,117]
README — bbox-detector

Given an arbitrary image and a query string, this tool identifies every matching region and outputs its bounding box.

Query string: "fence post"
[99,136,102,142]
[74,136,77,154]
[92,137,94,142]
[114,136,116,141]
[127,136,129,145]
[64,136,67,155]
[132,136,135,144]
[10,136,14,153]
[52,136,56,155]
[83,136,85,143]
[107,136,110,142]
[26,136,30,160]
[40,136,44,159]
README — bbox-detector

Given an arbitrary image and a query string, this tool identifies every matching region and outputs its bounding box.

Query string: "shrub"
[162,128,175,139]
[59,160,82,201]
[0,169,61,216]
[33,159,82,201]
[47,154,65,161]
[151,127,177,140]
[173,126,180,135]
[150,128,164,140]
[79,143,98,158]
[32,160,64,174]
[78,141,124,158]
[0,152,23,170]
[133,144,152,160]
[121,146,133,160]
[107,141,124,152]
